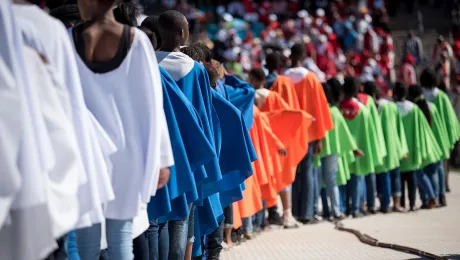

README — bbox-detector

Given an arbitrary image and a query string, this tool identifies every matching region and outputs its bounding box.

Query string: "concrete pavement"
[222,173,460,260]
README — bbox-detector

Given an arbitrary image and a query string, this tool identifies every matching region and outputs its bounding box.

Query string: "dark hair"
[180,46,204,62]
[158,10,187,34]
[408,84,432,126]
[393,82,408,102]
[322,83,333,105]
[49,4,82,28]
[138,26,157,49]
[205,65,219,88]
[343,76,360,99]
[326,78,342,105]
[193,42,212,63]
[265,52,281,71]
[141,16,161,48]
[363,81,378,98]
[290,43,306,59]
[249,68,266,82]
[420,68,437,89]
[113,2,139,26]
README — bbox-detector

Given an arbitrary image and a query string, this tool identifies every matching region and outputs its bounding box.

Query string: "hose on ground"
[335,221,449,260]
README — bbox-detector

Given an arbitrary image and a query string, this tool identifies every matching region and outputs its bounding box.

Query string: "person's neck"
[158,42,181,52]
[291,60,303,68]
[85,10,117,25]
[268,69,278,75]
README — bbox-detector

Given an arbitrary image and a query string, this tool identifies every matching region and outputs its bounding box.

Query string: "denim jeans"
[67,231,80,260]
[242,217,253,234]
[133,233,149,260]
[146,220,169,260]
[365,174,377,211]
[438,161,447,196]
[223,205,233,227]
[423,162,441,201]
[76,219,134,260]
[167,217,189,260]
[389,168,402,197]
[320,188,330,217]
[292,141,318,220]
[317,154,341,216]
[416,169,436,204]
[346,174,363,214]
[338,185,347,214]
[204,222,224,260]
[253,201,266,229]
[376,172,391,209]
[187,206,196,243]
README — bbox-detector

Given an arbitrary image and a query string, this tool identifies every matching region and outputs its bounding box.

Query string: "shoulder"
[396,100,415,116]
[155,51,195,82]
[339,99,363,120]
[283,67,310,84]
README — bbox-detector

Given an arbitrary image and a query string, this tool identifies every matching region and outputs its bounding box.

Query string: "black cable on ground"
[335,221,449,260]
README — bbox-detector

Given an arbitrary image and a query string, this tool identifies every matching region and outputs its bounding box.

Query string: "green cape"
[431,89,460,149]
[364,96,388,166]
[375,100,408,173]
[429,102,451,160]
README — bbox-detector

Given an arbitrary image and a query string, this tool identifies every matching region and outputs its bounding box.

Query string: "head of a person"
[265,51,281,72]
[420,68,437,89]
[78,0,122,21]
[408,30,414,39]
[49,3,83,28]
[138,26,157,49]
[141,15,161,49]
[180,46,204,63]
[205,65,219,89]
[408,84,432,125]
[193,42,213,64]
[363,81,378,99]
[158,10,189,49]
[393,82,408,101]
[113,2,139,26]
[211,59,225,80]
[290,43,306,64]
[326,77,342,105]
[342,76,360,99]
[248,68,267,89]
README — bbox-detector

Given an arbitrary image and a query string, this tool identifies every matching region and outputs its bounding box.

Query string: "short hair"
[363,81,378,97]
[290,43,306,59]
[137,26,157,49]
[158,10,187,34]
[193,42,213,63]
[113,2,139,26]
[180,46,204,62]
[205,65,219,88]
[141,16,161,48]
[249,68,266,82]
[49,4,82,27]
[343,76,360,98]
[265,52,281,70]
[326,77,342,104]
[393,82,408,101]
[420,68,437,88]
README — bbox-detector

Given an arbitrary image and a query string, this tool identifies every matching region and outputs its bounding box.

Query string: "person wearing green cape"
[408,84,449,207]
[339,77,382,218]
[315,79,363,220]
[357,82,387,214]
[393,83,441,211]
[363,82,409,213]
[421,68,460,193]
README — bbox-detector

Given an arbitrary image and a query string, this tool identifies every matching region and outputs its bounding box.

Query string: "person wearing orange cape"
[283,43,334,224]
[249,67,312,228]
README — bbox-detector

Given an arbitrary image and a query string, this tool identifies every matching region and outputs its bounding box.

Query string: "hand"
[314,141,323,156]
[353,149,364,158]
[278,148,288,157]
[157,168,170,190]
[403,153,409,160]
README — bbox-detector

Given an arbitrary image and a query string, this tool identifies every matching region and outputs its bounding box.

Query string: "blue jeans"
[320,188,330,217]
[389,168,402,197]
[167,217,189,260]
[346,174,363,215]
[317,154,341,216]
[187,206,196,244]
[242,217,253,234]
[203,222,224,259]
[365,174,377,211]
[338,185,347,214]
[67,231,80,260]
[76,219,134,260]
[146,220,169,260]
[292,141,318,220]
[376,172,391,209]
[416,169,436,204]
[438,161,447,196]
[253,201,266,229]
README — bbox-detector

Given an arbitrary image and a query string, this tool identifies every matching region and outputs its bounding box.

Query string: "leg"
[438,161,447,206]
[322,154,341,217]
[390,168,403,210]
[280,187,296,227]
[206,222,224,260]
[320,188,330,218]
[106,219,134,260]
[146,220,160,260]
[185,206,196,260]
[416,169,437,208]
[425,163,440,199]
[350,174,363,217]
[407,171,417,211]
[67,231,80,260]
[400,171,407,209]
[223,205,234,247]
[317,163,329,217]
[242,216,253,238]
[75,223,102,260]
[133,233,149,260]
[338,185,347,214]
[377,172,391,211]
[444,159,451,192]
[168,216,189,260]
[365,173,377,213]
[158,223,169,260]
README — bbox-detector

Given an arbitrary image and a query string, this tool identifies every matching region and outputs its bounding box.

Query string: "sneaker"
[267,212,283,226]
[352,211,362,218]
[333,214,347,221]
[313,215,323,221]
[380,207,392,214]
[368,209,378,215]
[301,218,319,225]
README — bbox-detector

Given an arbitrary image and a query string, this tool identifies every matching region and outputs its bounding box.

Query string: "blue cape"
[221,75,255,129]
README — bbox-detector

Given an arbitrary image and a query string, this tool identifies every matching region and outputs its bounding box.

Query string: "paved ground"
[222,173,460,260]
